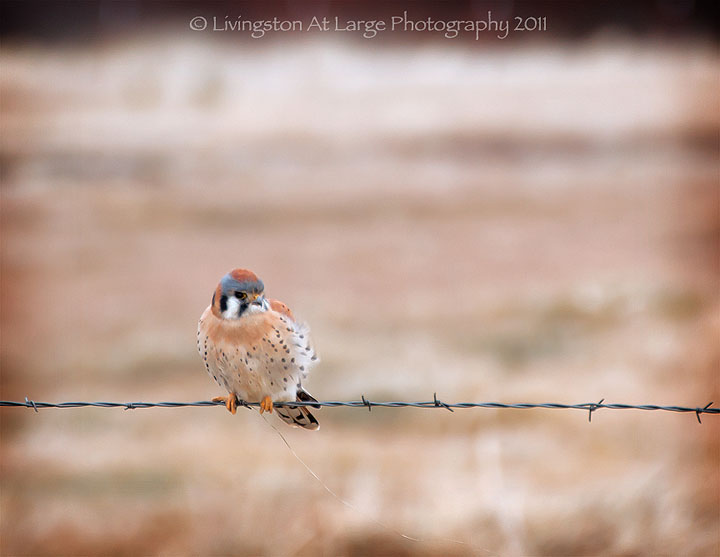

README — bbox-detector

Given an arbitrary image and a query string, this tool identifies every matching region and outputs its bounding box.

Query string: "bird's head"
[211,268,268,319]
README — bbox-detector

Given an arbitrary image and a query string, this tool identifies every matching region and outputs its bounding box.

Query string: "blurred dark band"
[1,0,717,42]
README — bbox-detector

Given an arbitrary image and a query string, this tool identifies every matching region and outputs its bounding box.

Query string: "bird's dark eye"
[236,292,247,301]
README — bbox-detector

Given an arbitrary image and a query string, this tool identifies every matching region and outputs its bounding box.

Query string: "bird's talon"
[260,395,274,414]
[213,394,238,414]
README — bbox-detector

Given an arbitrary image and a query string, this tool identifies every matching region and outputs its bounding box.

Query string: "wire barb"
[588,398,604,422]
[696,401,713,424]
[1,396,718,422]
[433,392,454,412]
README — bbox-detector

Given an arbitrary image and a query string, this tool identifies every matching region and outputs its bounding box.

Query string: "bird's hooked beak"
[250,293,267,308]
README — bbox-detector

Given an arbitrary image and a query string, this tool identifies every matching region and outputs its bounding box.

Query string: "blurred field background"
[1,1,719,555]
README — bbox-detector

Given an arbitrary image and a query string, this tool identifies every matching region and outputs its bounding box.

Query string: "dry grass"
[1,36,718,556]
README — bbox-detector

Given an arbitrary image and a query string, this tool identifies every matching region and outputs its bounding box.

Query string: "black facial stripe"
[219,295,228,312]
[211,291,216,306]
[236,302,249,318]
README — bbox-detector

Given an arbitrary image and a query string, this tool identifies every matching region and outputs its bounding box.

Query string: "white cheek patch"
[222,295,269,319]
[222,296,242,319]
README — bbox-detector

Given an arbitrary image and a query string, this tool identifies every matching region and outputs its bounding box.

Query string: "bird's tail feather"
[297,388,321,408]
[276,389,320,430]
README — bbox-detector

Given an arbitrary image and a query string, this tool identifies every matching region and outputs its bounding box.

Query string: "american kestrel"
[197,268,320,430]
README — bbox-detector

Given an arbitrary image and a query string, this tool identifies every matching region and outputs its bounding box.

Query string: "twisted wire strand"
[1,396,716,423]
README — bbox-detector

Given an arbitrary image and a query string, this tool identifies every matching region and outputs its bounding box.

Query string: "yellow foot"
[259,395,274,414]
[212,394,238,414]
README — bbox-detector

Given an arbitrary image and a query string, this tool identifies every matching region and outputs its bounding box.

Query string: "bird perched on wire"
[197,268,320,430]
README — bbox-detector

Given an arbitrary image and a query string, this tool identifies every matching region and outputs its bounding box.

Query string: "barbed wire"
[0,395,717,423]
